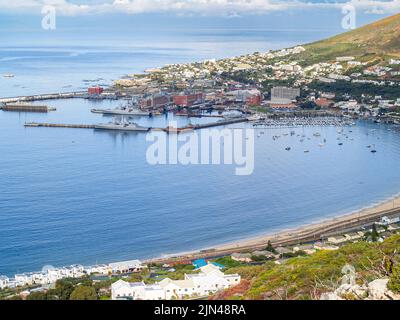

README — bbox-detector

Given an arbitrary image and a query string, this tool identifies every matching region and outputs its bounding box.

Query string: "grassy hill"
[294,13,400,66]
[212,234,400,300]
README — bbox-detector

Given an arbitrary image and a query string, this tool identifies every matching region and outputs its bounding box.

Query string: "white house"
[0,276,9,289]
[143,284,166,300]
[111,263,241,300]
[231,252,252,263]
[14,274,34,287]
[111,280,146,300]
[379,216,400,226]
[84,264,109,275]
[108,260,146,274]
[159,278,198,299]
[32,272,47,285]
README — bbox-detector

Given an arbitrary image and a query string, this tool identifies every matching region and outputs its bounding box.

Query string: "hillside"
[212,235,400,300]
[295,13,400,65]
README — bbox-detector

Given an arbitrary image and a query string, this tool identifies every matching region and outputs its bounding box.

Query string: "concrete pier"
[24,117,249,132]
[24,122,95,129]
[193,117,248,129]
[0,91,86,104]
[1,104,56,113]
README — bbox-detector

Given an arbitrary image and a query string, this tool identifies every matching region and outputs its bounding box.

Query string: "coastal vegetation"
[297,13,400,66]
[0,276,113,301]
[308,80,400,100]
[213,234,400,300]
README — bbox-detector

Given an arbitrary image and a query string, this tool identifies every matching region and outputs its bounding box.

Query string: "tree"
[54,279,74,300]
[69,286,97,300]
[265,241,277,254]
[371,223,379,242]
[388,264,400,294]
[26,292,48,300]
[299,101,317,109]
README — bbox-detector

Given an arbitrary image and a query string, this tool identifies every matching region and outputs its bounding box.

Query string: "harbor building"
[225,89,261,106]
[139,93,170,108]
[271,86,300,101]
[88,86,104,95]
[267,86,300,109]
[173,93,204,107]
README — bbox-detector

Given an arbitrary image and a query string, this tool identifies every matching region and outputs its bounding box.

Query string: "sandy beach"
[147,194,400,263]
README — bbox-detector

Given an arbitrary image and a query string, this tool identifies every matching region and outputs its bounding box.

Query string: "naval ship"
[91,104,151,117]
[94,118,150,132]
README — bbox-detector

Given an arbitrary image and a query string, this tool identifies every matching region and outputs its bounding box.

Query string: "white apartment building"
[0,260,147,289]
[111,263,241,300]
[108,260,145,274]
[0,276,9,289]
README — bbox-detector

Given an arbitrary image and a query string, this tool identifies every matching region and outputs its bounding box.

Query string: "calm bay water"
[2,29,400,276]
[2,98,400,276]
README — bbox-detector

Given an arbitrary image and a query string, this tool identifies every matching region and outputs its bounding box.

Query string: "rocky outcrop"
[320,279,400,300]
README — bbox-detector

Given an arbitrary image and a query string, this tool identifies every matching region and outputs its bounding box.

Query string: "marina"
[6,96,397,278]
[1,16,400,281]
[252,117,355,128]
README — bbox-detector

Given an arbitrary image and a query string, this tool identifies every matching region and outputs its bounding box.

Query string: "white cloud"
[0,0,399,16]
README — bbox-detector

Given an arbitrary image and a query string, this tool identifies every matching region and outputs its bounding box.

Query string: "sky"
[0,0,398,16]
[0,1,398,47]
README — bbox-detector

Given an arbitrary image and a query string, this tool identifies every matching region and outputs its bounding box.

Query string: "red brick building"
[88,87,104,95]
[246,94,262,106]
[173,93,204,107]
[315,98,334,108]
[140,94,170,108]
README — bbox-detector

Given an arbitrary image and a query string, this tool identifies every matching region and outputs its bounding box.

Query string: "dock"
[174,113,225,118]
[23,117,249,132]
[24,122,95,129]
[193,117,248,129]
[1,104,56,113]
[0,91,86,104]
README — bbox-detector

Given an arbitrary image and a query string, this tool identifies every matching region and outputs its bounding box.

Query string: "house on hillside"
[111,263,240,300]
[231,253,252,263]
[108,260,146,274]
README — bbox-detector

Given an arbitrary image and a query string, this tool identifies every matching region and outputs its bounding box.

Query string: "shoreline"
[144,193,400,264]
[3,192,400,278]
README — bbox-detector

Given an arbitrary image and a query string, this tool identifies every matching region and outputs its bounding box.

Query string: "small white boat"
[3,74,14,78]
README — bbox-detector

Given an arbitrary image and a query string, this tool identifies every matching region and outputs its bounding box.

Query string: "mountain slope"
[212,235,400,300]
[296,13,400,65]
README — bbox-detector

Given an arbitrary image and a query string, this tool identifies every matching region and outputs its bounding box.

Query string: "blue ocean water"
[0,27,336,97]
[2,29,400,276]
